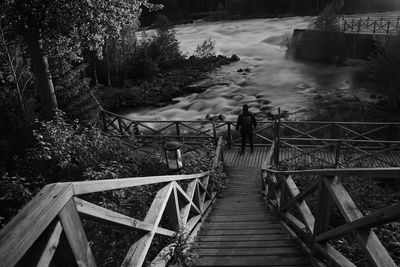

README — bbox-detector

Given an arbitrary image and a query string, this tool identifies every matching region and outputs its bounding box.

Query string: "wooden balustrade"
[261,142,400,266]
[0,137,225,267]
[342,16,400,35]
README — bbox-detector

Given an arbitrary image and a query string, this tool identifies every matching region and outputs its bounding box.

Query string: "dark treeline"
[141,0,400,25]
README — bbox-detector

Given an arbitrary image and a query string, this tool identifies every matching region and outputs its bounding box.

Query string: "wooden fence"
[0,137,224,267]
[262,142,400,267]
[101,110,400,167]
[342,16,400,35]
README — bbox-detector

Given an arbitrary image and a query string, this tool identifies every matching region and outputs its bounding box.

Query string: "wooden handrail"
[265,167,400,179]
[0,136,225,267]
[261,144,400,266]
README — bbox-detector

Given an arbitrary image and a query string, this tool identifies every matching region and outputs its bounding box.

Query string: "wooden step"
[192,166,311,266]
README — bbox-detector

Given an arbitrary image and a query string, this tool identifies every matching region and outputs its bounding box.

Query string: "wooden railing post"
[334,141,341,167]
[175,122,181,142]
[312,176,332,256]
[118,118,124,135]
[274,108,281,165]
[212,122,217,145]
[100,110,107,131]
[227,122,232,148]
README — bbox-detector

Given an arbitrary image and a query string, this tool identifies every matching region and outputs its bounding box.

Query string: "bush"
[348,35,400,110]
[194,38,216,58]
[130,27,184,77]
[1,114,227,266]
[309,1,341,32]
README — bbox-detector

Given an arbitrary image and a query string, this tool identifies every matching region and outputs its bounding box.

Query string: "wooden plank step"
[197,256,310,266]
[195,240,295,248]
[202,222,282,230]
[195,234,291,242]
[194,247,303,256]
[198,229,286,235]
[206,214,273,222]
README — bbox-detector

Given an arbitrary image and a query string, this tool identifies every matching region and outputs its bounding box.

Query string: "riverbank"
[97,55,239,111]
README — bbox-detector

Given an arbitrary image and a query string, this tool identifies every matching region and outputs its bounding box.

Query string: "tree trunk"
[24,29,57,120]
[93,58,99,86]
[105,37,111,87]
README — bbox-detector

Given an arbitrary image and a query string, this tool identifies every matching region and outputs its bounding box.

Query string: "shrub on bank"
[348,35,400,111]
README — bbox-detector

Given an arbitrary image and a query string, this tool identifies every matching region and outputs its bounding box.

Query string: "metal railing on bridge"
[341,16,400,35]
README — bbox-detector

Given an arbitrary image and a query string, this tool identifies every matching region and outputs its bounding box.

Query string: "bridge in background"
[341,16,400,35]
[1,109,400,266]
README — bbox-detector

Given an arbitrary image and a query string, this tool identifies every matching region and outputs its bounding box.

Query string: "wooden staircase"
[193,166,311,267]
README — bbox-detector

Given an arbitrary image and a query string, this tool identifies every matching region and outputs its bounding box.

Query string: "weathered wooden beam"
[58,199,97,267]
[72,172,208,195]
[325,176,396,267]
[122,183,174,267]
[265,168,400,179]
[280,179,319,212]
[74,197,174,236]
[314,243,356,267]
[285,176,315,234]
[316,201,400,242]
[0,183,73,267]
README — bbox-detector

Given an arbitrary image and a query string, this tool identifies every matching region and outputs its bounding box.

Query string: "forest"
[141,0,400,24]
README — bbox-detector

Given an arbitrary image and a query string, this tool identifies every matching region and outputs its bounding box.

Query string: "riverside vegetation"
[0,1,229,266]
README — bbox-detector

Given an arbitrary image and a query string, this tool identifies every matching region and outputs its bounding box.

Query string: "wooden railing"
[0,137,225,267]
[342,16,400,35]
[261,142,400,267]
[273,121,400,167]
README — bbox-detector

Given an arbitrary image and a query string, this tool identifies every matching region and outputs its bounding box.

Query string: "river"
[123,12,398,121]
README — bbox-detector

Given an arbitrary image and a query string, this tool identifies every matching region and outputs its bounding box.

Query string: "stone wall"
[290,29,378,63]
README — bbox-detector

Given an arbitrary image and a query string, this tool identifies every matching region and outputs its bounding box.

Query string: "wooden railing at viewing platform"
[2,109,400,266]
[101,109,400,167]
[341,16,400,35]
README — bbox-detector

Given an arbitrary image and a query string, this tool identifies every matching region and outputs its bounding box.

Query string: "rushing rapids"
[122,11,399,121]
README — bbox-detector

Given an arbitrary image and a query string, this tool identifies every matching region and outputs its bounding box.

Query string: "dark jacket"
[236,105,257,132]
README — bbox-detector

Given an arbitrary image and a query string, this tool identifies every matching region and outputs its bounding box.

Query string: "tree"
[1,0,161,120]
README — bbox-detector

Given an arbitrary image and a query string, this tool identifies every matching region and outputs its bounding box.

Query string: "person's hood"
[243,104,249,113]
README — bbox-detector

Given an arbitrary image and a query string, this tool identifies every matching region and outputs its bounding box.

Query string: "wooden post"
[279,175,287,209]
[58,199,97,267]
[373,20,377,34]
[351,19,354,32]
[312,176,332,255]
[357,18,362,33]
[118,118,124,135]
[212,122,217,145]
[227,122,232,148]
[175,122,181,142]
[101,110,107,132]
[396,17,400,33]
[334,141,341,167]
[387,20,391,34]
[274,108,281,165]
[366,17,370,28]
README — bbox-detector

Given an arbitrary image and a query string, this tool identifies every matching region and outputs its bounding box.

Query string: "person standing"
[236,104,257,154]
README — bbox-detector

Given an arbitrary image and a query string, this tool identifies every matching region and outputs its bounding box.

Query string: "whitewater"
[123,11,399,121]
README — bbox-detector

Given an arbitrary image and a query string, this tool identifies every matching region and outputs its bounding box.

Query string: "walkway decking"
[224,147,400,168]
[193,167,311,266]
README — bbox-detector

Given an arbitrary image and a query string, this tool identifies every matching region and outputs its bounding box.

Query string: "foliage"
[1,114,227,265]
[130,27,184,77]
[309,1,341,32]
[348,35,400,111]
[194,38,216,58]
[165,227,199,267]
